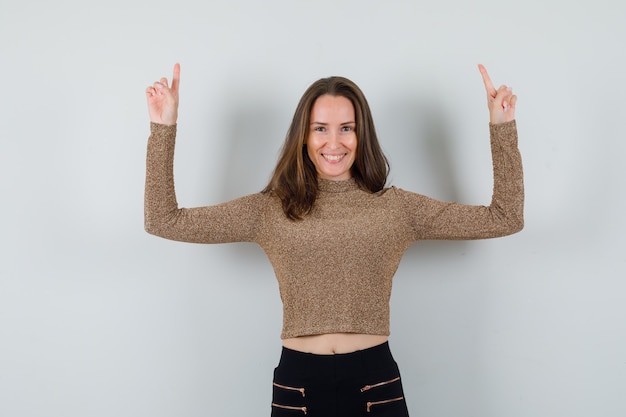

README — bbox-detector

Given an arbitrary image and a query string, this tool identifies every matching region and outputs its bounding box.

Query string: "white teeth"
[323,154,344,161]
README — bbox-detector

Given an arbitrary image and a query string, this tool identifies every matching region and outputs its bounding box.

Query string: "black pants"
[271,342,410,416]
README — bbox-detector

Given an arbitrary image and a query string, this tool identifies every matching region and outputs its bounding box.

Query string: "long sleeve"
[397,120,524,240]
[144,123,267,244]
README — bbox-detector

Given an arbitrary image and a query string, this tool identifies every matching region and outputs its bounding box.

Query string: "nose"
[327,130,340,148]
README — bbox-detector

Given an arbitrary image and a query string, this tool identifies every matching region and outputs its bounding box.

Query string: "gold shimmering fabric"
[145,121,523,339]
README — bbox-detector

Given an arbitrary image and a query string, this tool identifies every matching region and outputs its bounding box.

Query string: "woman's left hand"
[146,63,180,126]
[478,64,517,124]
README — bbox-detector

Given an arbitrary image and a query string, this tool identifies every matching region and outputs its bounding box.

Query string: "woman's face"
[306,94,357,181]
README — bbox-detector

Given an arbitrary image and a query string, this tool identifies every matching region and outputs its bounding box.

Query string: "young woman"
[144,64,523,416]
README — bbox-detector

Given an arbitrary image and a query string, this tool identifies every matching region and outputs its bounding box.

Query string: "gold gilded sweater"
[145,121,524,339]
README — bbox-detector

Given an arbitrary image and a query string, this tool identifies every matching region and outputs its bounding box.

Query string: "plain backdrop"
[1,1,625,416]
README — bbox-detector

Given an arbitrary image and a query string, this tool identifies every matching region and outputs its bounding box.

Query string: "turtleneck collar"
[318,177,360,193]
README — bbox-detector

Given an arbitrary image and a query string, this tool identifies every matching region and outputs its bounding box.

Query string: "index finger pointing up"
[171,63,181,92]
[478,64,496,99]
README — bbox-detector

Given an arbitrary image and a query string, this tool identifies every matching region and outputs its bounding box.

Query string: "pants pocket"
[365,396,405,413]
[271,402,308,415]
[359,375,409,415]
[271,380,308,416]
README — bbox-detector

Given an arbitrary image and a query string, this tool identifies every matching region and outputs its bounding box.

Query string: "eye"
[341,125,354,132]
[313,126,326,132]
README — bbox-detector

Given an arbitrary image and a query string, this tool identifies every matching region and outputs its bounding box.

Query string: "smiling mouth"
[322,153,346,162]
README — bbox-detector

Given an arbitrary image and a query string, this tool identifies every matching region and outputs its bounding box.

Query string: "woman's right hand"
[145,63,180,125]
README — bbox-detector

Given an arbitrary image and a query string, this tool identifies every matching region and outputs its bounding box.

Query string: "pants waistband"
[277,341,395,379]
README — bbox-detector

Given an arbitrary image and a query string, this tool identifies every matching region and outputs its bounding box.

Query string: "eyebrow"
[310,121,356,125]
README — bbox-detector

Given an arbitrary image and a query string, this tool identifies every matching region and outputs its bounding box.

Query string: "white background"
[1,1,625,416]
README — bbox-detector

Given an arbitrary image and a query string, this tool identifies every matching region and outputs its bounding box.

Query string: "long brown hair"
[263,76,389,220]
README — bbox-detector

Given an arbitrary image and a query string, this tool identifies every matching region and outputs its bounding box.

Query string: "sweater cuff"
[150,122,177,139]
[489,119,516,134]
[489,120,517,146]
[150,121,177,131]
